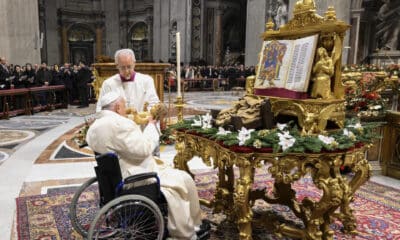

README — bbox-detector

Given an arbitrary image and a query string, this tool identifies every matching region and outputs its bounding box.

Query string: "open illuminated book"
[254,34,318,97]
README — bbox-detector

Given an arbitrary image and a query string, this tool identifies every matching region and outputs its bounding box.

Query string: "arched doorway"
[68,25,95,65]
[129,22,149,62]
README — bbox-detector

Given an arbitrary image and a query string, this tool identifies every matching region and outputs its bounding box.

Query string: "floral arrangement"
[343,71,389,117]
[168,114,382,154]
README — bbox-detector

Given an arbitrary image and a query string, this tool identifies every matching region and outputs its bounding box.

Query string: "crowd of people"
[0,56,94,108]
[1,53,257,109]
[166,63,256,91]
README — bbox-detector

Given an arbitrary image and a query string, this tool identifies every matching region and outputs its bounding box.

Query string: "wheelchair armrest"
[124,172,159,185]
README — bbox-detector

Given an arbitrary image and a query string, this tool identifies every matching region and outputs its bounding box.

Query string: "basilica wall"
[4,0,398,68]
[0,0,41,65]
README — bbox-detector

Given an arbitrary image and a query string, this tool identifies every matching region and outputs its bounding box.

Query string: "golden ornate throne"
[92,62,171,102]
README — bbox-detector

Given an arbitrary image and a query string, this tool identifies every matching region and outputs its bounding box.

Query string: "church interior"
[1,0,400,239]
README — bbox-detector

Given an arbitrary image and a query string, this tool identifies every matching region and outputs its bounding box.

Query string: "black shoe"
[196,220,211,240]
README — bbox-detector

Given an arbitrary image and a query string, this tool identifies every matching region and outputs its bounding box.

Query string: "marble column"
[95,23,103,57]
[348,9,363,64]
[146,15,153,61]
[0,0,40,64]
[215,3,223,66]
[245,0,266,66]
[347,0,364,64]
[61,24,68,64]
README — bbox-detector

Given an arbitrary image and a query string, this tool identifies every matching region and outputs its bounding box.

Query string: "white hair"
[114,49,136,65]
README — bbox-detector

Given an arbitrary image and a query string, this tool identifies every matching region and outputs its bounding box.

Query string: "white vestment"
[96,72,160,112]
[86,110,202,239]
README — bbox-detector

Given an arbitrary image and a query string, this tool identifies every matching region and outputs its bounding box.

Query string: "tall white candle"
[176,32,181,97]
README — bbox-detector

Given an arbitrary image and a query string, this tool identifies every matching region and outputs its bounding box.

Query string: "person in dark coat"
[35,62,53,86]
[61,63,74,104]
[0,56,11,90]
[76,61,92,108]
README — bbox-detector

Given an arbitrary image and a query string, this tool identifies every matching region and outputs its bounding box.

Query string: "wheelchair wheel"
[88,194,165,240]
[69,177,100,238]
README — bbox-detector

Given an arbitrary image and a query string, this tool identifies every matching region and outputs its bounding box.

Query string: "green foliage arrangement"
[168,115,382,154]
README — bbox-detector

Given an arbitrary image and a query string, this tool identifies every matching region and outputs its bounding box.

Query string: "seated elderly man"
[86,91,203,239]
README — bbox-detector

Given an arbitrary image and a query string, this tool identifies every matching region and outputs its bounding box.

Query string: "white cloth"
[96,72,160,112]
[86,110,202,239]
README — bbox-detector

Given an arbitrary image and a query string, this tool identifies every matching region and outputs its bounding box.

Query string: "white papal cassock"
[86,110,202,239]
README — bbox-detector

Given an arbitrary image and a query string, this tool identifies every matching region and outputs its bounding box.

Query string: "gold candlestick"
[175,95,185,123]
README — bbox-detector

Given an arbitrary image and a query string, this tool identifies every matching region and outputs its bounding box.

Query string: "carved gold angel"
[311,47,334,99]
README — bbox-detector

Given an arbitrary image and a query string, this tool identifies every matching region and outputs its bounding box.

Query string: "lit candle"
[176,32,181,97]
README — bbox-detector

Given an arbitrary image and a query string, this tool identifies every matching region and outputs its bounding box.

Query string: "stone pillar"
[61,24,69,64]
[348,9,363,64]
[215,3,223,66]
[104,0,120,56]
[245,0,266,66]
[95,23,103,57]
[146,15,153,61]
[347,0,364,64]
[152,0,161,62]
[0,0,40,64]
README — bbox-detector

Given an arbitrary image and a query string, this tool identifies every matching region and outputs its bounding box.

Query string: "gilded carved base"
[174,132,371,240]
[269,97,345,135]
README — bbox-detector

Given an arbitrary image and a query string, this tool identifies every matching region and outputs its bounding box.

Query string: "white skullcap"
[100,91,120,108]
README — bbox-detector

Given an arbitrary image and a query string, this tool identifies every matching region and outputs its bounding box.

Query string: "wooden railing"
[0,85,68,119]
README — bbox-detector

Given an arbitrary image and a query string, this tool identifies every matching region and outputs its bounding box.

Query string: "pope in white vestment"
[87,91,202,239]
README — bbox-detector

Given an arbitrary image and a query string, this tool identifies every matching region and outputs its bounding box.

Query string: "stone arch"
[67,24,95,64]
[129,22,149,61]
[222,6,246,65]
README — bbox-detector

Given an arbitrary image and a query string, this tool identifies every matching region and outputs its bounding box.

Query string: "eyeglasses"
[117,65,134,71]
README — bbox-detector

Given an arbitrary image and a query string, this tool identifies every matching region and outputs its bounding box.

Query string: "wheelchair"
[69,152,211,239]
[69,152,168,239]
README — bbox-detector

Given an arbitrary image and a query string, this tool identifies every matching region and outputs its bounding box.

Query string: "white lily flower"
[191,119,202,127]
[343,128,356,140]
[216,127,231,135]
[318,135,335,145]
[347,122,363,130]
[277,123,287,131]
[279,137,295,151]
[277,131,292,141]
[201,113,213,129]
[237,127,254,146]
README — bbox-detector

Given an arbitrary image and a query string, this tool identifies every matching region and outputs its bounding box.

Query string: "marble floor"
[1,90,399,239]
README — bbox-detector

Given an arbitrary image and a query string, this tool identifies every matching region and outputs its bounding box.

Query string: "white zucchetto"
[100,91,120,108]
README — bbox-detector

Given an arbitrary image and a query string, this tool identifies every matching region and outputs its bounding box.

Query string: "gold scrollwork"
[173,132,371,240]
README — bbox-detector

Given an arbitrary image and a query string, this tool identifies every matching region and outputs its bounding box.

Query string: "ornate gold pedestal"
[270,97,345,134]
[174,132,370,240]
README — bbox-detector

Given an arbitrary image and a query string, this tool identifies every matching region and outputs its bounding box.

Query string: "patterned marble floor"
[1,90,399,239]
